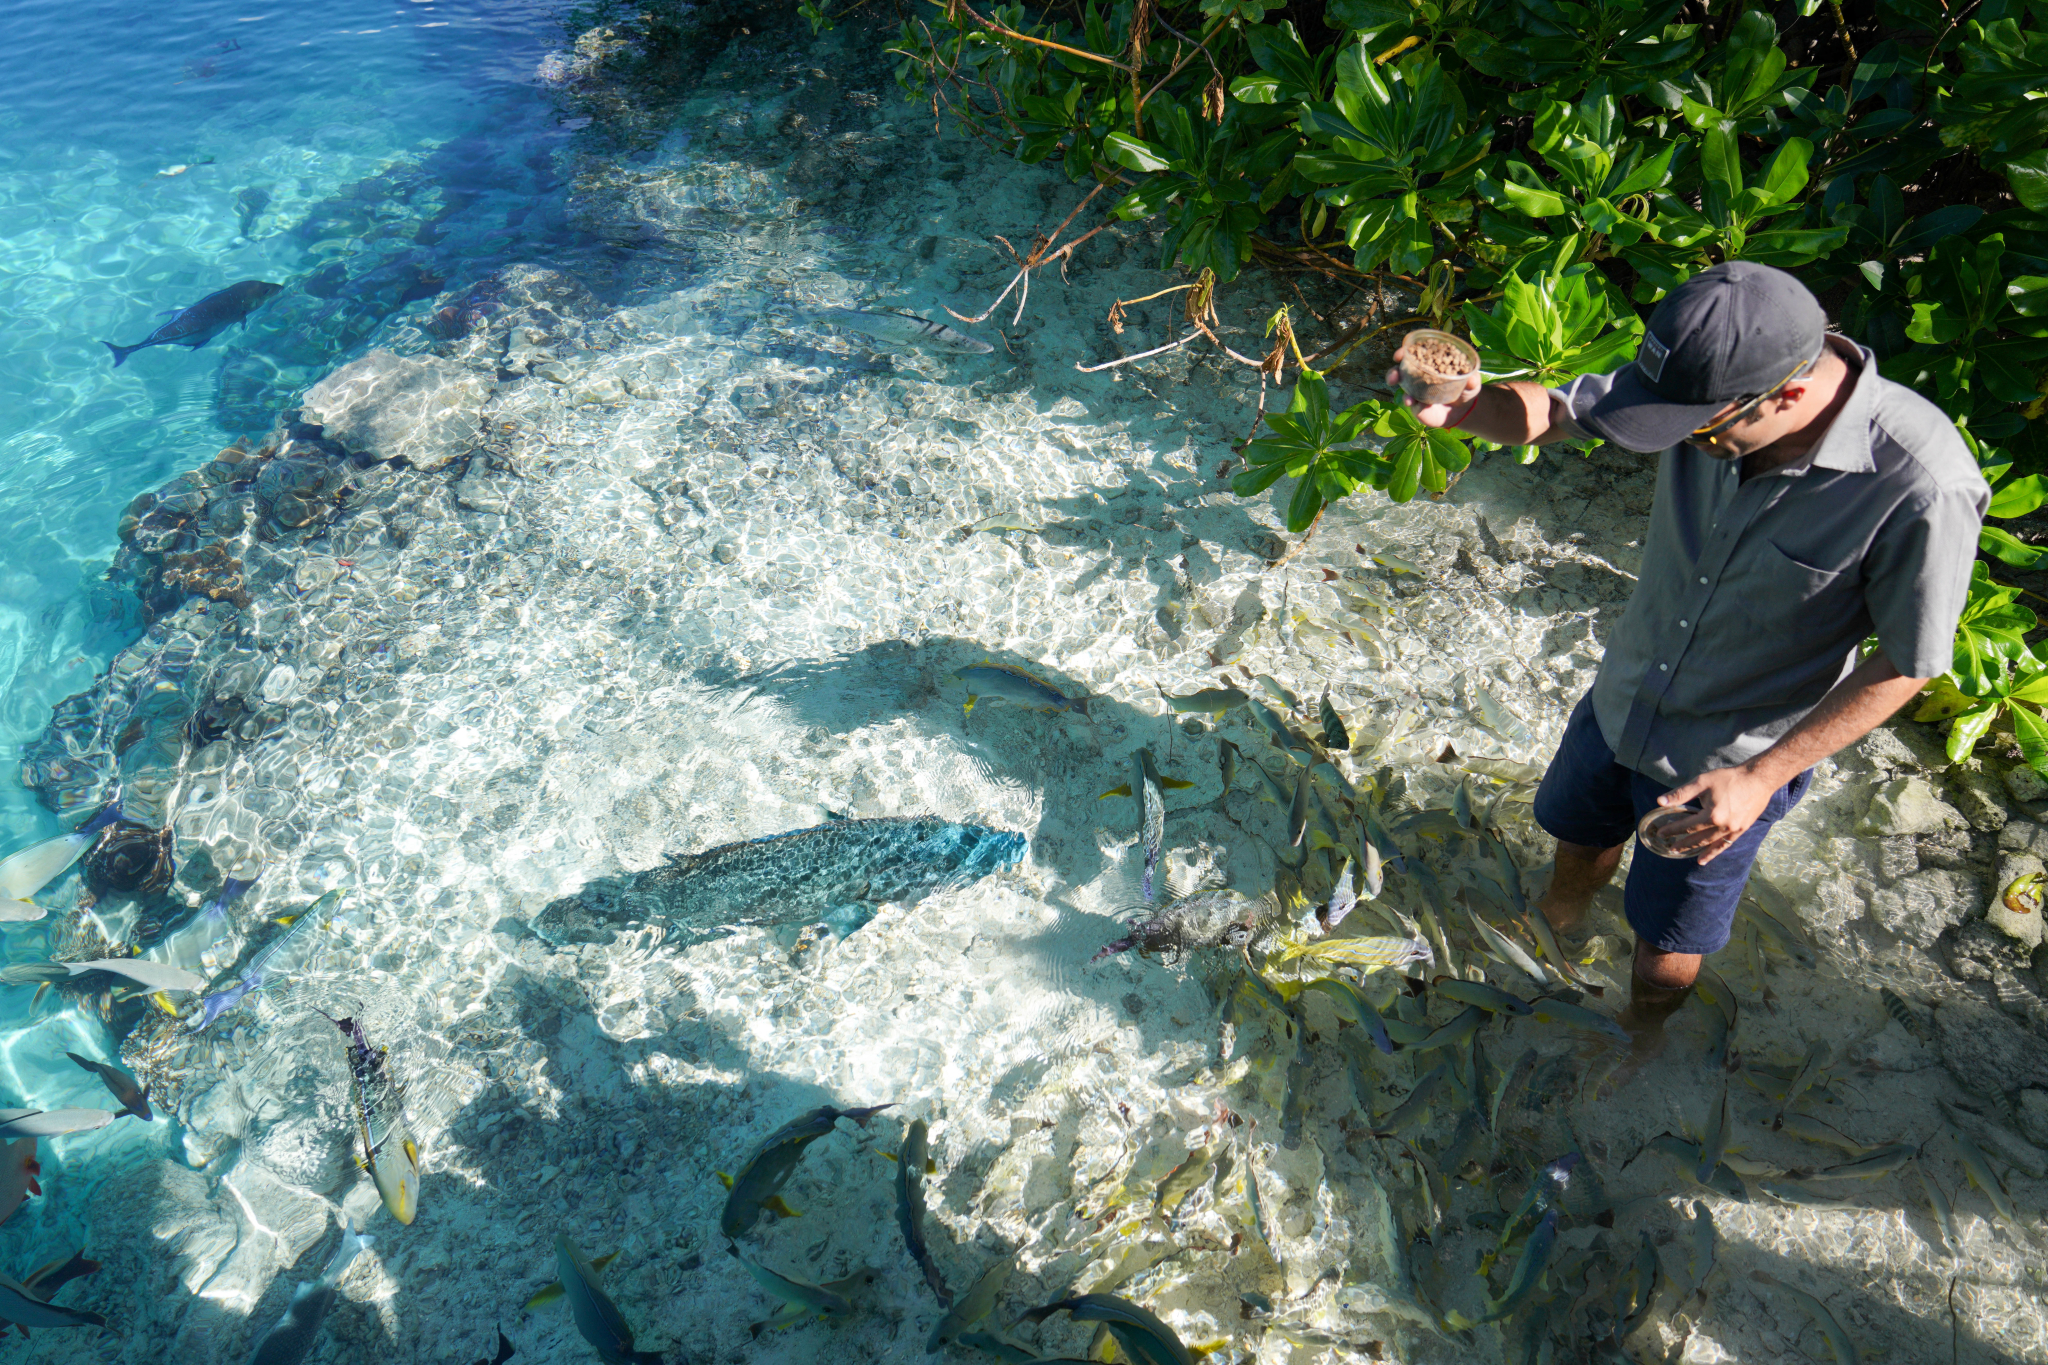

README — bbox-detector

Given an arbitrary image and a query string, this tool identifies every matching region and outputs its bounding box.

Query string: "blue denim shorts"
[1531,695,1812,956]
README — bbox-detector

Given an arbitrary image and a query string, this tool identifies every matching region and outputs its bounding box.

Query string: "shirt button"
[1698,576,1709,585]
[1679,619,1689,628]
[1659,663,1669,671]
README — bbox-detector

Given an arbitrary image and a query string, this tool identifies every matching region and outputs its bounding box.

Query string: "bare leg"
[1615,940,1701,1055]
[1539,839,1623,936]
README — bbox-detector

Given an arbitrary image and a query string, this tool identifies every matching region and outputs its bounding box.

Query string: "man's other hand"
[1654,764,1779,864]
[1387,345,1482,427]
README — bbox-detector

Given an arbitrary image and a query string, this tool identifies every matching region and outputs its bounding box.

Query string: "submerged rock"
[300,350,491,471]
[1870,868,1982,947]
[1935,996,2048,1097]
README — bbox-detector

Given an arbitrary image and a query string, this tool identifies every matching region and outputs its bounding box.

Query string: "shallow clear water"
[0,6,2040,1365]
[0,0,559,824]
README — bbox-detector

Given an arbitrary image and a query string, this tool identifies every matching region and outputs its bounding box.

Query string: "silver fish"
[896,1118,949,1306]
[812,307,994,354]
[0,1109,117,1139]
[957,661,1088,717]
[247,1218,372,1365]
[103,280,282,366]
[926,1258,1012,1351]
[561,1235,664,1361]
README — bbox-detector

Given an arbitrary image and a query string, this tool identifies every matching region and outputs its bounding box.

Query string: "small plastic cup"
[1637,803,1702,860]
[1398,328,1481,406]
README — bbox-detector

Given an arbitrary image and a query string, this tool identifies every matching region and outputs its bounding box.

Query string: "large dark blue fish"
[545,816,1026,941]
[102,280,282,366]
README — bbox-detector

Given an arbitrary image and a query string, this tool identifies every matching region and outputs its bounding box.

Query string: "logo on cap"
[1636,331,1670,384]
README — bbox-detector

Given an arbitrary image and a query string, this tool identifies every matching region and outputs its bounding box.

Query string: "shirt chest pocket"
[1733,539,1861,617]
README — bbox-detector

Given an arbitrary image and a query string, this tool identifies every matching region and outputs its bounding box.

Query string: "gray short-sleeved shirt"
[1550,335,1988,785]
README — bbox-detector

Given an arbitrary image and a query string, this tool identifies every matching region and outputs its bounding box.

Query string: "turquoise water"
[0,0,559,834]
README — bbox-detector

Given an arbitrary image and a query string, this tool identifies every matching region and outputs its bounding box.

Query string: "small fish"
[1318,692,1349,749]
[896,1119,949,1306]
[1367,549,1423,574]
[0,1251,102,1337]
[158,163,192,177]
[525,1252,621,1309]
[102,280,283,366]
[1102,750,1192,902]
[1158,685,1247,716]
[1806,1143,1918,1181]
[1462,756,1546,784]
[968,511,1042,535]
[246,1217,373,1365]
[327,1014,418,1226]
[0,1109,117,1139]
[1434,977,1531,1017]
[1768,1111,1864,1154]
[1916,1159,1962,1256]
[1942,1114,2020,1225]
[1287,769,1311,848]
[1470,685,1523,742]
[1696,1084,1732,1185]
[1740,896,1818,970]
[728,1242,861,1318]
[0,807,122,900]
[1751,1271,1861,1364]
[0,1139,38,1226]
[1481,1208,1558,1322]
[1322,864,1358,931]
[1019,1294,1195,1365]
[1777,1039,1830,1118]
[1879,986,1930,1041]
[0,1276,107,1335]
[191,890,341,1032]
[1273,933,1432,973]
[1529,996,1629,1043]
[1252,675,1300,711]
[561,1236,664,1362]
[956,661,1087,717]
[811,307,994,354]
[1758,1179,1857,1208]
[1678,1200,1716,1312]
[1451,778,1477,832]
[723,1103,894,1239]
[1248,699,1314,765]
[926,1258,1012,1351]
[1411,1005,1485,1053]
[1463,905,1549,989]
[1372,1062,1449,1137]
[1153,1144,1217,1215]
[1302,976,1396,1054]
[1215,739,1240,801]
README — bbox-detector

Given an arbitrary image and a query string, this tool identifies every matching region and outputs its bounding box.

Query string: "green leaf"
[1948,702,2002,762]
[1386,434,1424,502]
[2012,703,2048,778]
[1233,461,1295,498]
[1497,179,1569,218]
[2008,150,2048,214]
[1990,474,2048,520]
[1285,472,1326,532]
[1981,524,2048,567]
[1104,131,1173,174]
[1754,137,1813,209]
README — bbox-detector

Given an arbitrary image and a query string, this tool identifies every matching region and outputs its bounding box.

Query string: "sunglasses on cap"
[1687,351,1822,443]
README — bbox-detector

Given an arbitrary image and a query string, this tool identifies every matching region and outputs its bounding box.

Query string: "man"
[1391,262,1988,1050]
